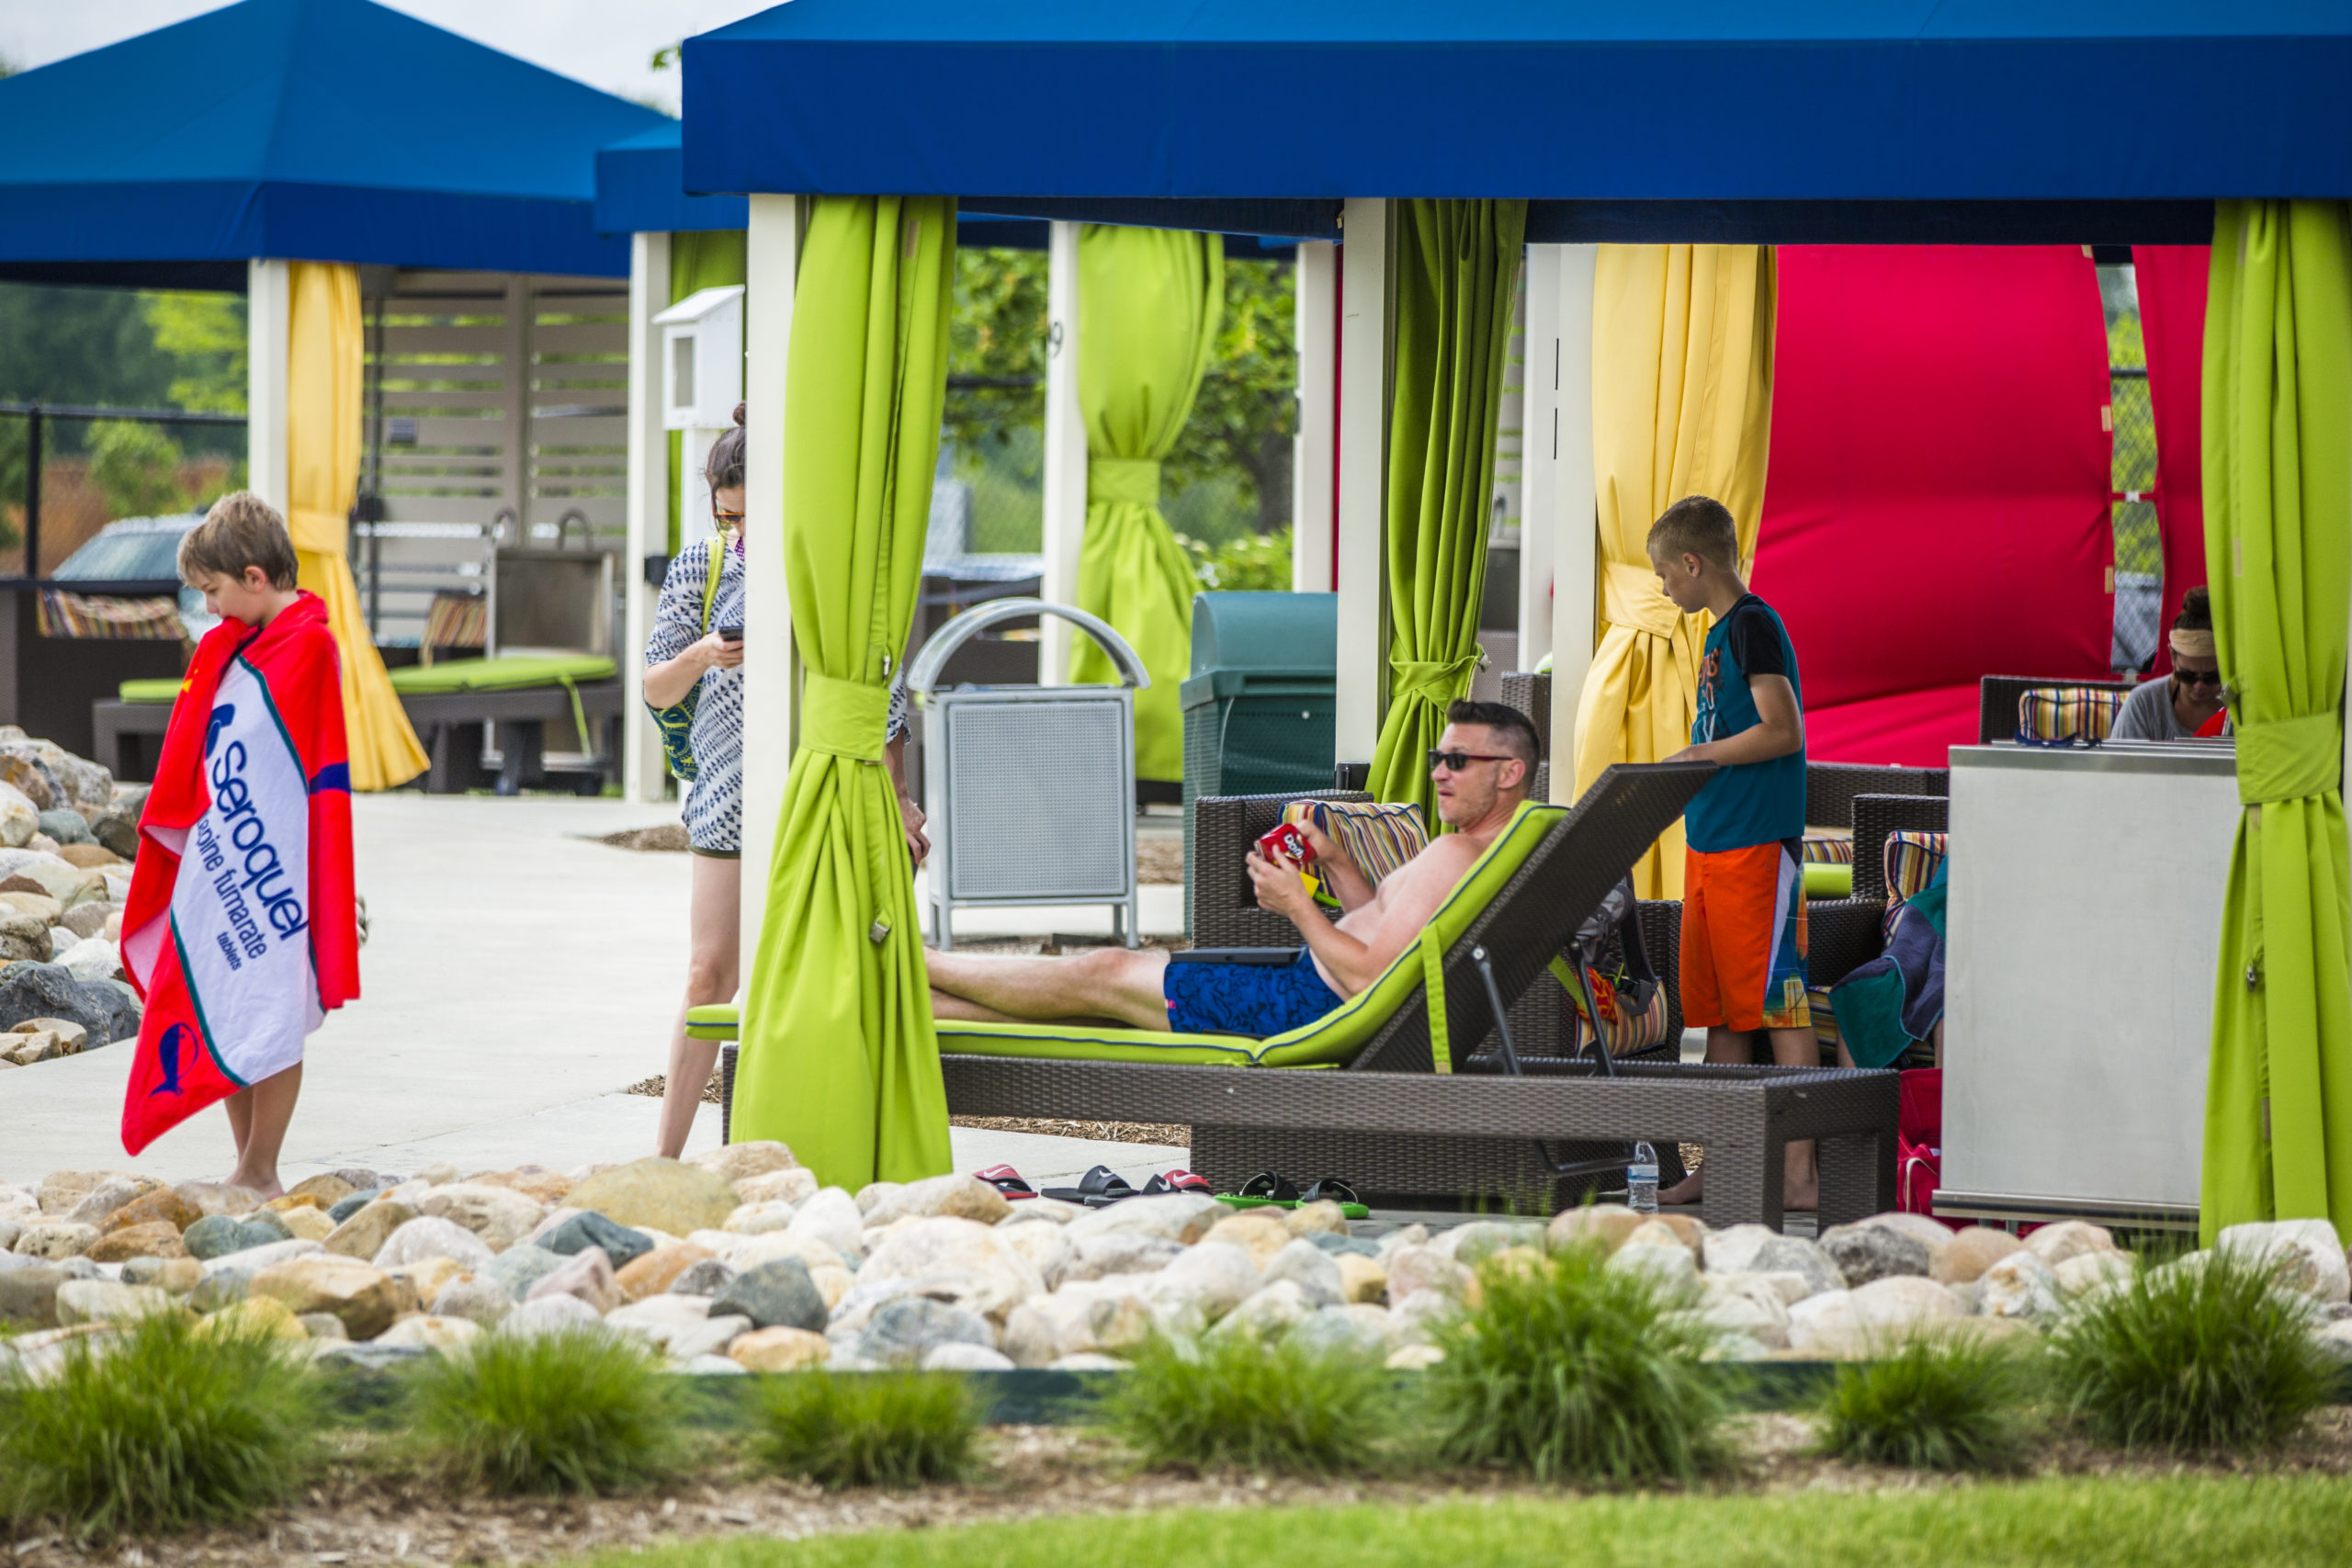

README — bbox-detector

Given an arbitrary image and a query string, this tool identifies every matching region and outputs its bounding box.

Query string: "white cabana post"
[1038,219,1087,684]
[1520,243,1599,796]
[1291,240,1339,593]
[1332,198,1391,771]
[622,231,673,802]
[738,193,803,980]
[245,259,292,514]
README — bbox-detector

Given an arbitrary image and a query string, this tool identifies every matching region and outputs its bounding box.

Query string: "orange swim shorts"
[1679,840,1810,1033]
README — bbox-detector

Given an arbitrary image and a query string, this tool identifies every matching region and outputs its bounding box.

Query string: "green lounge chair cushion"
[119,678,183,704]
[1802,861,1853,899]
[684,802,1569,1069]
[389,654,616,695]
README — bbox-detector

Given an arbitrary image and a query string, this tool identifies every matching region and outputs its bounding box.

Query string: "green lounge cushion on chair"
[388,654,616,694]
[684,803,1569,1070]
[119,678,182,704]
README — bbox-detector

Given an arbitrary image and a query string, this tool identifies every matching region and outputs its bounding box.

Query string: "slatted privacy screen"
[359,272,629,649]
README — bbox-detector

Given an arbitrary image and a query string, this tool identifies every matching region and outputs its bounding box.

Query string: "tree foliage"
[86,420,190,518]
[142,292,248,412]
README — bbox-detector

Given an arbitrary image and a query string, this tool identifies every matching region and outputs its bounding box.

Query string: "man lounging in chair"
[926,701,1540,1033]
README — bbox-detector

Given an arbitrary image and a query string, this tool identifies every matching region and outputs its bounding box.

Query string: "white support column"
[1039,220,1087,683]
[622,231,673,805]
[1334,199,1392,768]
[245,259,291,514]
[1291,240,1338,593]
[740,195,803,986]
[1532,243,1599,798]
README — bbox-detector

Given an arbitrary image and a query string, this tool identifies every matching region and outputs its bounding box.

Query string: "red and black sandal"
[1139,1169,1213,1196]
[971,1165,1037,1200]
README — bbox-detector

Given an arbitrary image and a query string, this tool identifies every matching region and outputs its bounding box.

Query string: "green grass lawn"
[582,1474,2352,1568]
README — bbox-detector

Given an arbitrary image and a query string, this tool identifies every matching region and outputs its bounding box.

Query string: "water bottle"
[1627,1142,1659,1214]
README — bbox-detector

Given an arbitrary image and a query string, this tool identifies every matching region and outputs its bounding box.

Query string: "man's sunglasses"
[2174,667,2223,688]
[1428,750,1512,773]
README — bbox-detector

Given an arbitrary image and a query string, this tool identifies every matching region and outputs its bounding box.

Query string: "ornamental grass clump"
[0,1312,321,1540]
[1815,1332,2035,1472]
[407,1329,682,1495]
[754,1371,978,1489]
[1102,1333,1396,1476]
[2048,1246,2336,1453]
[1425,1242,1728,1483]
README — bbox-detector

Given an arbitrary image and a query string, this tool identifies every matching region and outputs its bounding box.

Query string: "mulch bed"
[598,824,692,853]
[12,1412,2351,1566]
[624,1073,725,1106]
[949,1116,1191,1147]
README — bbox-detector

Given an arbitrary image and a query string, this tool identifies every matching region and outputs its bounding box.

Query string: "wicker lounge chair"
[1977,674,2136,745]
[702,761,1900,1229]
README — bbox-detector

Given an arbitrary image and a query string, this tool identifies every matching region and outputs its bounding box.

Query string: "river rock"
[668,1258,737,1298]
[198,1237,322,1280]
[59,902,110,942]
[1291,1303,1396,1359]
[564,1157,739,1236]
[120,1256,201,1294]
[326,1190,382,1224]
[526,1246,620,1314]
[431,1275,514,1328]
[721,1201,798,1236]
[481,1244,569,1301]
[1307,1231,1384,1259]
[0,782,36,846]
[857,1216,1045,1321]
[417,1182,544,1253]
[277,1206,335,1242]
[0,890,59,927]
[1209,1280,1315,1342]
[2055,1250,2134,1295]
[1062,1192,1224,1247]
[0,909,51,963]
[0,1261,63,1325]
[85,1221,186,1263]
[1821,1224,1932,1287]
[376,1315,481,1351]
[62,1174,162,1227]
[861,1173,1013,1227]
[1547,1204,1649,1257]
[61,941,122,983]
[14,1221,98,1259]
[196,1296,307,1342]
[1608,1240,1699,1291]
[56,1280,181,1325]
[498,1293,607,1339]
[1335,1253,1387,1304]
[922,1342,1015,1372]
[616,1243,712,1302]
[686,1141,799,1185]
[541,1210,655,1270]
[1705,1228,1843,1298]
[1386,1246,1476,1303]
[993,1220,1074,1292]
[1261,1237,1345,1305]
[469,1167,574,1206]
[101,1188,197,1235]
[733,1167,820,1206]
[1001,1288,1148,1366]
[1202,1213,1294,1269]
[1441,1220,1549,1266]
[92,796,141,859]
[37,809,91,846]
[1062,1230,1183,1283]
[1282,1200,1349,1236]
[243,1205,294,1240]
[2218,1218,2352,1303]
[781,1188,866,1262]
[175,1181,261,1220]
[0,963,139,1046]
[1933,1226,2030,1285]
[249,1258,401,1339]
[861,1295,995,1367]
[2023,1221,2117,1269]
[371,1216,494,1272]
[323,1201,416,1259]
[1979,1250,2064,1321]
[729,1325,831,1371]
[1700,1276,1793,1348]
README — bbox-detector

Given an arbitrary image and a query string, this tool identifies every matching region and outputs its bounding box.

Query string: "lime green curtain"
[1365,200,1529,822]
[2200,199,2352,1246]
[1069,225,1223,783]
[732,197,956,1189]
[666,229,749,553]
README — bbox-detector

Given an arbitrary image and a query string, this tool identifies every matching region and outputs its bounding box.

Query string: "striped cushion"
[1882,830,1951,939]
[2018,686,2127,743]
[1284,799,1428,905]
[1808,986,1841,1052]
[1801,831,1854,864]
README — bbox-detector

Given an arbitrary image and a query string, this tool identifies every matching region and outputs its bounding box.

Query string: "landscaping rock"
[14,1221,98,1259]
[1291,1303,1395,1359]
[1002,1291,1148,1366]
[323,1201,416,1260]
[431,1276,514,1328]
[1062,1230,1183,1283]
[416,1182,544,1253]
[994,1220,1074,1292]
[526,1246,620,1314]
[2023,1221,2117,1269]
[376,1315,481,1351]
[1261,1237,1345,1306]
[733,1167,820,1207]
[1932,1226,2029,1285]
[57,1280,182,1325]
[120,1256,200,1293]
[1045,1353,1128,1371]
[250,1258,401,1340]
[2055,1250,2134,1295]
[541,1210,655,1271]
[1978,1250,2064,1321]
[857,1216,1046,1321]
[1306,1231,1383,1259]
[1142,1240,1259,1323]
[1608,1240,1699,1291]
[721,1201,799,1236]
[1335,1254,1387,1305]
[616,1243,712,1302]
[1821,1224,1932,1287]
[175,1181,261,1220]
[198,1237,322,1280]
[1699,1276,1793,1349]
[0,909,51,964]
[469,1167,574,1206]
[36,809,91,846]
[1202,1213,1294,1269]
[197,1296,308,1342]
[669,1258,738,1298]
[2218,1218,2352,1303]
[371,1216,494,1272]
[278,1206,336,1242]
[686,1141,799,1185]
[481,1244,569,1301]
[730,1325,831,1371]
[1441,1220,1548,1266]
[101,1187,197,1235]
[498,1294,607,1339]
[861,1295,996,1367]
[1209,1280,1315,1342]
[243,1205,294,1240]
[0,964,138,1045]
[0,1261,63,1325]
[565,1157,740,1236]
[1702,1227,1843,1299]
[922,1342,1016,1371]
[85,1221,187,1263]
[1546,1204,1649,1257]
[781,1188,866,1262]
[1283,1201,1349,1236]
[862,1173,1014,1228]
[1385,1246,1476,1303]
[708,1258,830,1333]
[1062,1192,1224,1247]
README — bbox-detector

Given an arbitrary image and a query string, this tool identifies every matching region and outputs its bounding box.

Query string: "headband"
[2170,627,2217,662]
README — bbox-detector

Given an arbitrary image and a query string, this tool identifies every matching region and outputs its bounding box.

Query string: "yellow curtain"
[286,262,427,791]
[1570,245,1775,897]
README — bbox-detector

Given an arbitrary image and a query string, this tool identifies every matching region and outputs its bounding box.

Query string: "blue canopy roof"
[0,0,667,288]
[683,1,2351,243]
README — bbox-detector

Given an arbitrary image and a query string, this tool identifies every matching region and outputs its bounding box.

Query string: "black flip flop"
[1298,1178,1360,1206]
[971,1164,1037,1200]
[1040,1165,1139,1207]
[1238,1171,1301,1202]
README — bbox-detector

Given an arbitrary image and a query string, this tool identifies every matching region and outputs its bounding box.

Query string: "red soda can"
[1255,822,1316,868]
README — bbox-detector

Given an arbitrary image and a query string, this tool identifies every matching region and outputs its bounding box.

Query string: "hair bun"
[731,402,746,427]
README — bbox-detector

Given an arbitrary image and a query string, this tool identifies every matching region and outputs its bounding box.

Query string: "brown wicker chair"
[1804,763,1949,830]
[1978,675,2138,744]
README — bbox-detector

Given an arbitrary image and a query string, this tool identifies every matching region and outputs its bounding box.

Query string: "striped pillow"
[1283,799,1429,905]
[1802,831,1854,865]
[2018,686,2127,744]
[1808,986,1842,1053]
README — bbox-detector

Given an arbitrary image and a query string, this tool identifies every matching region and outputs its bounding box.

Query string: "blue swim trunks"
[1163,948,1342,1036]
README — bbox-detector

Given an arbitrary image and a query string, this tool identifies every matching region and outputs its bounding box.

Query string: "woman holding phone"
[641,404,928,1156]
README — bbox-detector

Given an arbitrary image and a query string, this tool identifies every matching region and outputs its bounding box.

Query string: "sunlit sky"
[0,0,774,114]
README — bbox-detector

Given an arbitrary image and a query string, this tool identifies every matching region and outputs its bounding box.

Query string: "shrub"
[1101,1333,1395,1476]
[86,418,190,519]
[1177,526,1293,592]
[755,1371,977,1489]
[406,1329,681,1495]
[2049,1246,2337,1453]
[1815,1332,2034,1472]
[1425,1243,1729,1483]
[0,1312,320,1540]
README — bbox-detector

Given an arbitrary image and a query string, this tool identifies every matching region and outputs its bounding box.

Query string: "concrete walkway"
[0,794,1182,1190]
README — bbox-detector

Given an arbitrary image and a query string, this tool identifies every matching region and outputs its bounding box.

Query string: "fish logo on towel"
[150,1021,192,1097]
[206,703,235,758]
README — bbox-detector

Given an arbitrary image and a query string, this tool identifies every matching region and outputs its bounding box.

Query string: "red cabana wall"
[1753,246,2115,766]
[2134,244,2212,671]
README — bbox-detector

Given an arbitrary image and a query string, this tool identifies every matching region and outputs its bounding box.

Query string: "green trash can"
[1180,592,1337,931]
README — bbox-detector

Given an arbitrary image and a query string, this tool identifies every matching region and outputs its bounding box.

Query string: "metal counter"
[1939,741,2238,1229]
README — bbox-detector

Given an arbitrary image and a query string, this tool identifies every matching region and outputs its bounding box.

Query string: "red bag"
[1896,1068,1962,1229]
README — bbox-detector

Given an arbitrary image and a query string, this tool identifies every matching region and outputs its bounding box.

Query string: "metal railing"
[0,401,246,582]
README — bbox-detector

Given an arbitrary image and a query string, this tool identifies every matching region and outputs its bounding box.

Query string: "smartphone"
[717,624,744,643]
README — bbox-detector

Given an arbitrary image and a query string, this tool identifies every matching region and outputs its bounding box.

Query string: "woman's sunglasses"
[1428,750,1511,773]
[2174,667,2223,688]
[713,509,745,526]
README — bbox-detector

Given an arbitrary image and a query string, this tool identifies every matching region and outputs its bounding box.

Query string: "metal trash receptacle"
[908,598,1150,950]
[1179,592,1337,928]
